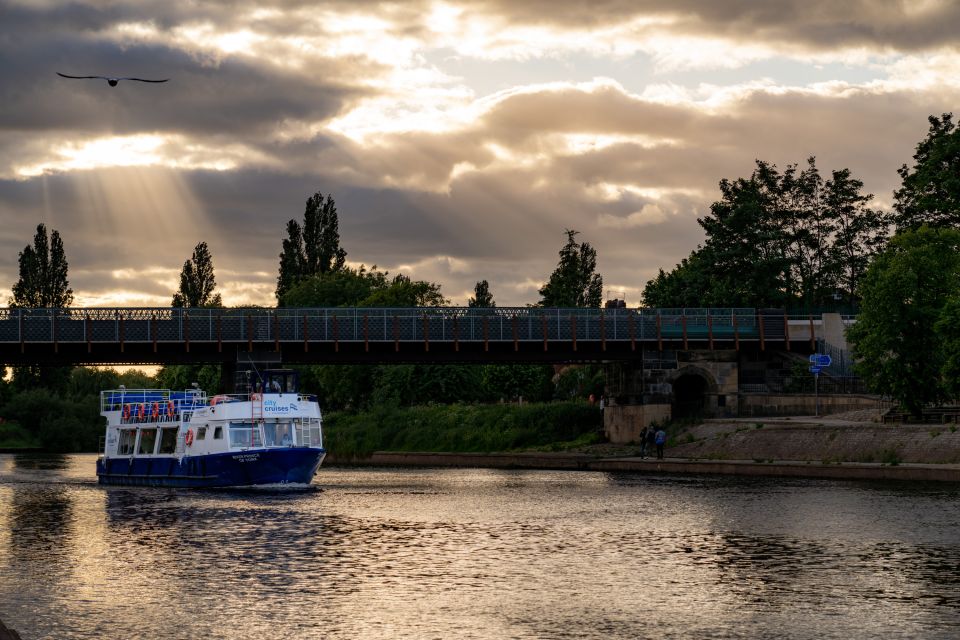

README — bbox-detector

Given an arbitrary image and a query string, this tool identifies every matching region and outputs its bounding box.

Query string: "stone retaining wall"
[671,421,960,464]
[604,403,670,443]
[737,394,879,417]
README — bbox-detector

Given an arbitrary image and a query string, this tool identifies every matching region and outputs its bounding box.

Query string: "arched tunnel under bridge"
[670,369,714,420]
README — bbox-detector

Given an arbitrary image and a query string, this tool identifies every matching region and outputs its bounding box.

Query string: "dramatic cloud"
[1,0,958,308]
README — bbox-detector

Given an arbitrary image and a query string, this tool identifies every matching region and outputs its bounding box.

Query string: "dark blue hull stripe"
[96,448,326,487]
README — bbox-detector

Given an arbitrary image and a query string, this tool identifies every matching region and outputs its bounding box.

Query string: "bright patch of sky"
[423,49,887,100]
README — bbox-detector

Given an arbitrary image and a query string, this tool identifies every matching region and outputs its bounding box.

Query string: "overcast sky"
[1,0,958,308]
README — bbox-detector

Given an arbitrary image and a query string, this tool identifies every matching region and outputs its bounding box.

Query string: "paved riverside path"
[331,451,960,482]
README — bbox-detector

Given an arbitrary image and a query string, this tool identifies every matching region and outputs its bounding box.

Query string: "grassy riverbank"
[325,401,602,459]
[0,422,41,450]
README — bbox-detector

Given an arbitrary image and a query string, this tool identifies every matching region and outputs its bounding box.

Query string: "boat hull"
[96,447,326,488]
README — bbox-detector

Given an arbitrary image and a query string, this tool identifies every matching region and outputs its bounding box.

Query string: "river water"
[0,454,958,639]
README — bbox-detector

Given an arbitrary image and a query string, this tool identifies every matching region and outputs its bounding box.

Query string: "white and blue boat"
[96,369,326,487]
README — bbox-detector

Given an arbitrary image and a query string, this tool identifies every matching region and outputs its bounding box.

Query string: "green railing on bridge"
[0,307,832,346]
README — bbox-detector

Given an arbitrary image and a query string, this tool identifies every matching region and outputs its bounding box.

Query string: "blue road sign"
[808,354,832,367]
[809,365,822,374]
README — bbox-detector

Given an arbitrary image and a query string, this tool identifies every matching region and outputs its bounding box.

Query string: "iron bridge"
[0,307,823,365]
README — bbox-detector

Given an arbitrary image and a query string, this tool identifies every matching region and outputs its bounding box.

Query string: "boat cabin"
[234,368,300,395]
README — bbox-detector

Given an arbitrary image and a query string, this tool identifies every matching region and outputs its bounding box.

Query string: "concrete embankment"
[668,418,960,465]
[328,450,960,482]
[326,416,960,482]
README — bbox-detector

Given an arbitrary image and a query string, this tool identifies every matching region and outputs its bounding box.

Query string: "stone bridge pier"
[603,350,740,444]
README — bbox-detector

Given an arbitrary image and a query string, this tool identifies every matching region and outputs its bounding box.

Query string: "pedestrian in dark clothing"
[639,426,649,458]
[655,428,667,459]
[646,427,656,458]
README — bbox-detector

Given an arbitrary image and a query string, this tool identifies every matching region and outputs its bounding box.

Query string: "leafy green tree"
[10,223,73,308]
[539,229,603,308]
[696,161,792,307]
[468,280,495,307]
[277,191,347,300]
[642,252,716,308]
[894,113,960,230]
[9,223,74,391]
[480,365,553,402]
[280,266,386,307]
[164,242,222,392]
[826,168,889,303]
[644,159,881,309]
[172,241,222,308]
[360,274,447,307]
[847,226,960,416]
[373,365,484,406]
[155,364,222,395]
[936,297,960,400]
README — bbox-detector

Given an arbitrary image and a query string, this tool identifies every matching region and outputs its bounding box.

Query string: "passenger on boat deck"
[281,432,292,446]
[270,380,282,393]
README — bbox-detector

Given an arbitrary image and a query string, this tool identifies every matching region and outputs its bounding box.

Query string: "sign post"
[808,354,831,417]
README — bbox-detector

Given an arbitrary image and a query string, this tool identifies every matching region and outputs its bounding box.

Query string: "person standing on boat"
[655,427,667,460]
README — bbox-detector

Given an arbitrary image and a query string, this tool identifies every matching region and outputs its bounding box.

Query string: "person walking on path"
[655,427,667,460]
[639,426,649,458]
[646,426,657,459]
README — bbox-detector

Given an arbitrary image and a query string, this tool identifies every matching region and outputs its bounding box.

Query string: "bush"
[0,421,40,449]
[325,401,601,458]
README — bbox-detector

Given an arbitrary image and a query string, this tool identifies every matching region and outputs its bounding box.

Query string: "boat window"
[157,428,178,454]
[213,426,223,440]
[264,423,293,447]
[229,423,262,448]
[197,426,207,441]
[137,428,158,455]
[118,429,136,455]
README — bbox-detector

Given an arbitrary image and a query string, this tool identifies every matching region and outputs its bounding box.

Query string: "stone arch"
[667,365,718,420]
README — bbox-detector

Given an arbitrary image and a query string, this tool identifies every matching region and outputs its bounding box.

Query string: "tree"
[894,113,960,230]
[936,297,960,400]
[280,266,384,308]
[644,159,881,309]
[277,191,347,300]
[155,364,222,395]
[847,226,960,416]
[539,229,603,308]
[9,223,74,392]
[826,168,889,303]
[643,252,718,308]
[172,242,222,308]
[10,223,73,308]
[468,280,495,307]
[360,274,447,307]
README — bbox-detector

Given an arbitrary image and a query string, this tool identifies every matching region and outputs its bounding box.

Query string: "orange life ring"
[122,404,131,421]
[152,402,160,420]
[185,429,194,446]
[137,404,145,420]
[167,401,175,418]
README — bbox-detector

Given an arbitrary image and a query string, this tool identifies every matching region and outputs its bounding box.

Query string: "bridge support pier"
[602,349,741,443]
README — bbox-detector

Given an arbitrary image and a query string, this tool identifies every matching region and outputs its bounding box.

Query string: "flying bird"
[57,72,169,87]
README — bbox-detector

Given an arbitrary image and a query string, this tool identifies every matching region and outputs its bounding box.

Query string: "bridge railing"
[0,307,808,345]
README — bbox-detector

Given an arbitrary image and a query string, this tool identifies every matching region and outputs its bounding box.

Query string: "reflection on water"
[0,454,959,639]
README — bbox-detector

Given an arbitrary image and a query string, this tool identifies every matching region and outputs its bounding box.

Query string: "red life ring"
[152,402,160,420]
[185,429,194,446]
[136,404,145,420]
[122,404,131,421]
[167,401,175,418]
